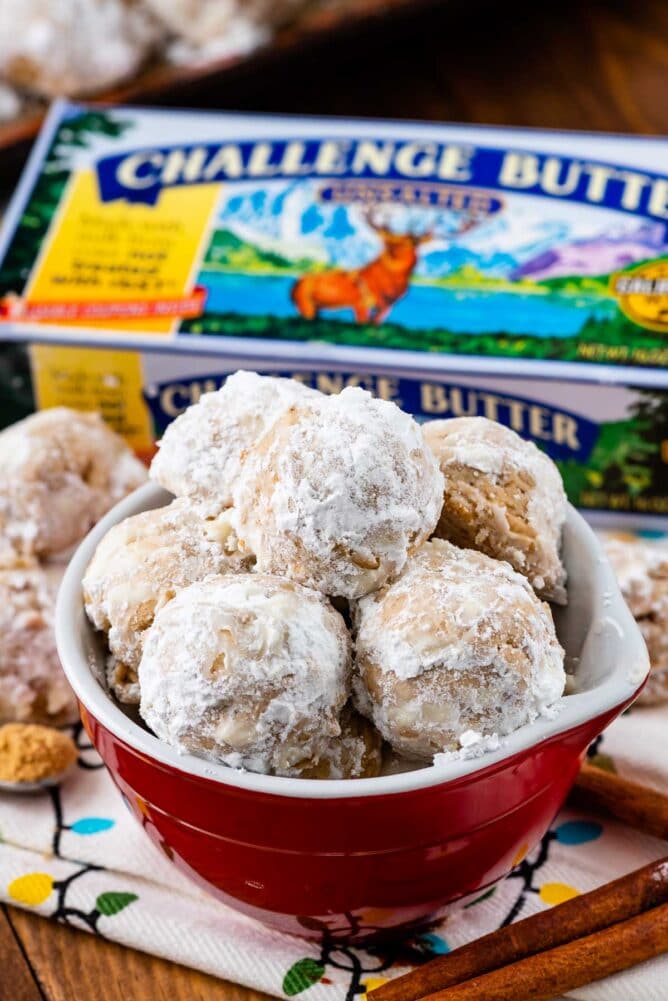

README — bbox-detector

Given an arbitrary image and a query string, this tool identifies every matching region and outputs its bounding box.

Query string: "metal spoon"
[0,762,76,794]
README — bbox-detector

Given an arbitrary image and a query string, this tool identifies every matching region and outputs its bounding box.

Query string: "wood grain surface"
[0,907,42,1001]
[142,0,668,133]
[2,904,275,1001]
[2,0,667,998]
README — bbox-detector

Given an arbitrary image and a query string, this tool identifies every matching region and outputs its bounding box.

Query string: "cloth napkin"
[2,628,667,1001]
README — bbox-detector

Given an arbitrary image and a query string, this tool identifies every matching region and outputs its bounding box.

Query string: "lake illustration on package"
[1,104,668,527]
[1,102,668,370]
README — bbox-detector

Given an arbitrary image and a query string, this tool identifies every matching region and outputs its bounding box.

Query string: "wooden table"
[2,0,668,995]
[1,904,274,1000]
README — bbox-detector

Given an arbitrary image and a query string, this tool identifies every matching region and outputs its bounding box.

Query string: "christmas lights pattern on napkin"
[1,709,666,1001]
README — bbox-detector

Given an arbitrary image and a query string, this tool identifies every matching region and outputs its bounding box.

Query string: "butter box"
[1,102,668,527]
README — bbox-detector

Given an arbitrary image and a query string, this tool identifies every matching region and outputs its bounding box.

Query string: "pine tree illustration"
[0,110,132,298]
[628,388,668,499]
[0,340,33,428]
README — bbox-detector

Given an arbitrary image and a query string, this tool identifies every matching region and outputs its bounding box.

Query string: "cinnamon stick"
[570,763,668,841]
[370,856,668,1001]
[418,902,668,1001]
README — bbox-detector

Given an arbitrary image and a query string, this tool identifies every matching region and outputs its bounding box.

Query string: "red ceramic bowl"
[56,485,649,943]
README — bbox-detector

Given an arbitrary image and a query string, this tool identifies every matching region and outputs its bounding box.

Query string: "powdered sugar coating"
[0,81,23,121]
[353,538,565,759]
[424,417,567,603]
[0,565,77,726]
[603,534,668,705]
[0,407,147,559]
[83,499,250,704]
[144,0,307,61]
[233,387,444,599]
[296,705,383,780]
[0,0,161,98]
[139,573,352,776]
[150,371,319,514]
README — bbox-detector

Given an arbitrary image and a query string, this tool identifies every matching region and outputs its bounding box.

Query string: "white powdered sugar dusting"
[233,386,444,599]
[297,705,383,779]
[433,730,503,765]
[138,573,351,776]
[0,0,161,98]
[353,538,565,759]
[602,533,668,703]
[144,0,304,58]
[150,371,319,514]
[603,534,668,614]
[424,416,567,603]
[0,81,23,121]
[0,407,147,560]
[0,565,77,726]
[83,498,251,703]
[71,370,580,778]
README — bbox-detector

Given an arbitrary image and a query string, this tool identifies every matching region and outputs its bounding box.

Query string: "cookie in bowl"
[59,478,647,941]
[233,386,444,599]
[352,538,566,760]
[424,417,567,603]
[150,370,319,515]
[60,370,648,941]
[138,573,352,776]
[296,705,383,780]
[83,499,252,704]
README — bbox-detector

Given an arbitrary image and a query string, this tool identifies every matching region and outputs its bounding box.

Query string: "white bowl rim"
[56,483,649,801]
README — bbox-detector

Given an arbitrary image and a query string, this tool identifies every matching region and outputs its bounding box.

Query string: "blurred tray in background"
[0,0,439,157]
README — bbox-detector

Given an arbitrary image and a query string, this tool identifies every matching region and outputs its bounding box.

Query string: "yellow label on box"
[2,102,668,530]
[613,260,668,334]
[30,343,154,457]
[25,170,220,334]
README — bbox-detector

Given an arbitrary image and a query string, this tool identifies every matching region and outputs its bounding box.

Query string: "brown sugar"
[0,723,77,783]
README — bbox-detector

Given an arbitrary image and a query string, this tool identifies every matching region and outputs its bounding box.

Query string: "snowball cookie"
[145,0,308,60]
[0,81,25,122]
[0,0,160,98]
[83,499,249,705]
[353,539,565,760]
[424,417,567,603]
[296,706,383,780]
[150,371,319,515]
[234,388,444,599]
[139,574,352,776]
[0,408,147,560]
[0,566,77,727]
[604,535,668,705]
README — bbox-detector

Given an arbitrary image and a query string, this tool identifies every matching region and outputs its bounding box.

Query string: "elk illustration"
[291,209,480,325]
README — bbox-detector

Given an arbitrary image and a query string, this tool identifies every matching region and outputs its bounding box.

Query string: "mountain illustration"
[418,245,519,278]
[203,228,320,273]
[513,223,667,281]
[203,206,668,307]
